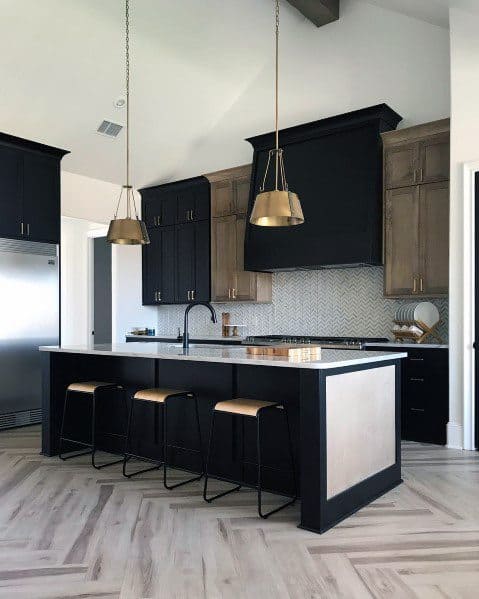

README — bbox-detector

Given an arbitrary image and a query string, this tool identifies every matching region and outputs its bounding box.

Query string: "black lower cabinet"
[367,345,448,444]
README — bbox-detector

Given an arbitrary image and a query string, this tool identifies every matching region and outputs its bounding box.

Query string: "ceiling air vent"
[96,120,123,138]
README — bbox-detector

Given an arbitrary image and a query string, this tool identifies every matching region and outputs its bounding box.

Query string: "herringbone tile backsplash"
[156,266,449,342]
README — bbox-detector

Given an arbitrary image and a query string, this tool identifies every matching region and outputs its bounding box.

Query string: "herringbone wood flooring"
[0,427,478,598]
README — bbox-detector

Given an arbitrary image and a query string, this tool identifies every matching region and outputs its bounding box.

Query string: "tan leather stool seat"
[214,398,278,417]
[133,388,191,403]
[67,381,117,394]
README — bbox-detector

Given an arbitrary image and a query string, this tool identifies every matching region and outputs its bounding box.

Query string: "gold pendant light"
[107,0,149,245]
[250,0,304,227]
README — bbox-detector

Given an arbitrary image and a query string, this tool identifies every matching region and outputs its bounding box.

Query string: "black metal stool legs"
[91,387,128,470]
[257,408,297,519]
[122,396,163,478]
[59,387,93,461]
[163,396,204,490]
[203,405,297,518]
[203,411,241,502]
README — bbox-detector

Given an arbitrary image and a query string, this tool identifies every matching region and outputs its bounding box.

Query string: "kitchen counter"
[40,343,404,534]
[364,342,448,350]
[40,343,405,370]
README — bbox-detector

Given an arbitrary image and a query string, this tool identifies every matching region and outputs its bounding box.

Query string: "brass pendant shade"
[250,0,304,228]
[107,0,150,245]
[107,217,149,245]
[250,190,304,227]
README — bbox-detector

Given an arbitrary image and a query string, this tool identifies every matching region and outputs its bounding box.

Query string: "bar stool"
[59,381,126,469]
[122,388,204,490]
[203,398,297,519]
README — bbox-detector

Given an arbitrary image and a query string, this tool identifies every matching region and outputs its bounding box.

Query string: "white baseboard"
[447,422,464,449]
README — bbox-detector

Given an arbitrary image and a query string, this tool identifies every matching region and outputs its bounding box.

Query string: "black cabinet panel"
[176,224,195,303]
[0,146,22,239]
[142,189,177,228]
[366,345,448,444]
[245,104,402,271]
[23,152,60,243]
[141,177,211,305]
[0,133,67,244]
[177,183,210,223]
[160,226,176,303]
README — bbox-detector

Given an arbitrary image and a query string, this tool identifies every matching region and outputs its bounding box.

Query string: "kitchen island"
[40,343,406,533]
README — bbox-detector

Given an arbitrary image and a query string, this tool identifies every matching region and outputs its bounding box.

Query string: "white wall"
[61,171,156,343]
[448,8,479,448]
[61,217,104,344]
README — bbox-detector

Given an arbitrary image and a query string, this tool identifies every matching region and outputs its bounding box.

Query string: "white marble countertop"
[40,343,406,370]
[364,342,448,350]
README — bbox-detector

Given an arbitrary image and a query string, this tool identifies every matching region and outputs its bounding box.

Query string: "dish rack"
[392,319,444,344]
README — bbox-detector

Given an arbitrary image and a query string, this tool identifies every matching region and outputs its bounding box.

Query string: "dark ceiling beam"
[286,0,339,27]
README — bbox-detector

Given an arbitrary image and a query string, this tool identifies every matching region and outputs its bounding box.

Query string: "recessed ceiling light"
[114,97,126,108]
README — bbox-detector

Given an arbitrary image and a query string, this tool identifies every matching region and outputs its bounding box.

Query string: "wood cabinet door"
[211,216,236,301]
[233,174,251,215]
[211,180,234,217]
[384,187,420,297]
[194,220,210,302]
[23,152,60,243]
[176,224,196,303]
[233,215,256,301]
[418,182,449,296]
[384,144,419,189]
[0,146,23,239]
[419,134,449,184]
[142,228,161,305]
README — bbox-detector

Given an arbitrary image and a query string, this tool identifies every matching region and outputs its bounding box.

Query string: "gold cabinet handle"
[228,288,231,299]
[190,209,194,221]
[418,167,423,182]
[413,169,417,184]
[231,288,236,300]
[158,290,161,301]
[419,276,424,293]
[154,291,158,301]
[413,276,418,293]
[27,223,30,236]
[20,222,24,235]
[187,290,190,300]
[191,290,195,300]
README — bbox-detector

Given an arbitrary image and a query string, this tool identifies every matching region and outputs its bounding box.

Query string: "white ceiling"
[0,0,458,189]
[365,0,479,29]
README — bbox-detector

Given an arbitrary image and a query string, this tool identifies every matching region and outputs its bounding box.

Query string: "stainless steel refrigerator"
[0,238,59,430]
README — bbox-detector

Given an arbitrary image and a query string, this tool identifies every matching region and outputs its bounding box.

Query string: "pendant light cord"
[274,0,279,190]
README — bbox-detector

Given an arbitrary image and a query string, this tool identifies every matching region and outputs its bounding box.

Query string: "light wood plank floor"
[0,427,478,598]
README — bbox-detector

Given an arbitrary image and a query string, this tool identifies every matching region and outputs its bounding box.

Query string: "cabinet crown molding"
[204,164,251,184]
[382,118,450,146]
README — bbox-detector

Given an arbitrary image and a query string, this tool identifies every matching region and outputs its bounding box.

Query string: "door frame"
[461,160,479,450]
[86,226,110,345]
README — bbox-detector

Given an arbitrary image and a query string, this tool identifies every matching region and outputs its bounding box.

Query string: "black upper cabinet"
[0,132,68,244]
[244,104,402,271]
[142,188,177,228]
[0,146,23,239]
[140,176,211,305]
[23,152,60,243]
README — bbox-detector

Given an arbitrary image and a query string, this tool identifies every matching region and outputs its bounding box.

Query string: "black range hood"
[244,104,402,272]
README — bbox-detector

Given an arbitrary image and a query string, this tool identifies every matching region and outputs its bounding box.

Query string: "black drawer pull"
[410,408,425,412]
[409,377,424,382]
[409,358,424,362]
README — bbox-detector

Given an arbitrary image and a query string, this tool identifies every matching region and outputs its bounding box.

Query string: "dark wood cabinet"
[366,345,448,444]
[140,177,210,305]
[382,120,450,298]
[0,133,68,244]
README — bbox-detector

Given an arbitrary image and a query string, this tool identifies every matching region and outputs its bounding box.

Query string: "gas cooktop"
[242,335,389,350]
